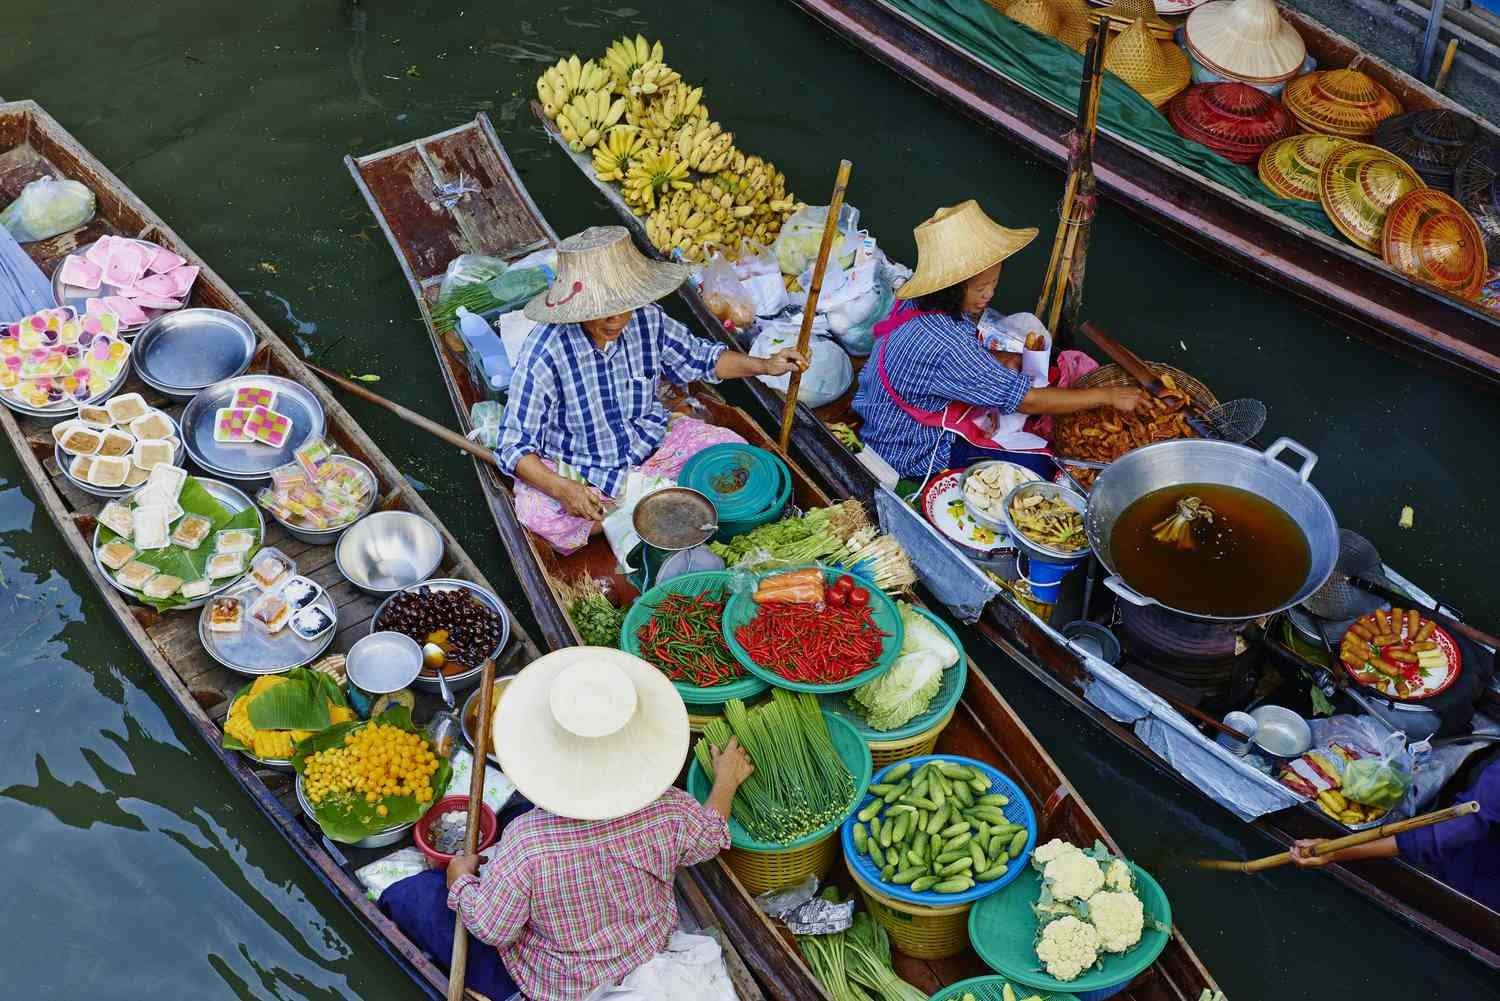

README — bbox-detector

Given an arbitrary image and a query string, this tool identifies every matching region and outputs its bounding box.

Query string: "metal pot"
[1085,437,1339,622]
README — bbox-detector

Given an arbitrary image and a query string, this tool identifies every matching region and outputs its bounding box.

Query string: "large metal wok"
[1085,437,1340,622]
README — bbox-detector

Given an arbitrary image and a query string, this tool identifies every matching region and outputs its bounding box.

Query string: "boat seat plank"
[421,129,550,265]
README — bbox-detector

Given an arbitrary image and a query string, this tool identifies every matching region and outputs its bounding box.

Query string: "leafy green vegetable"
[571,593,623,647]
[847,604,958,731]
[709,501,868,567]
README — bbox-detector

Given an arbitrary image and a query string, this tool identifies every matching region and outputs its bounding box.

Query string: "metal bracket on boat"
[433,173,479,210]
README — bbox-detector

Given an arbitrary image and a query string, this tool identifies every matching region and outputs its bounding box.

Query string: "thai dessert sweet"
[170,514,213,549]
[97,540,137,570]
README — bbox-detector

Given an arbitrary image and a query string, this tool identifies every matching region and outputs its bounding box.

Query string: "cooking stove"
[1115,601,1260,711]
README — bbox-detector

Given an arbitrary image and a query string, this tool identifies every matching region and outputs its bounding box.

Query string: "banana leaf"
[96,476,263,611]
[290,706,453,843]
[245,667,350,731]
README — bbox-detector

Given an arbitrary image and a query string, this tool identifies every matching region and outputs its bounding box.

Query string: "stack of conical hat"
[1002,0,1063,38]
[1103,18,1192,108]
[1319,141,1426,252]
[1282,68,1403,140]
[1092,0,1176,40]
[1381,189,1489,299]
[1055,0,1098,50]
[1184,0,1306,85]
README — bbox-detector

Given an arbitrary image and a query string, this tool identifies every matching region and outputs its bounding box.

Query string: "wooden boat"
[527,104,1500,970]
[783,0,1500,388]
[0,100,771,1001]
[349,114,1223,1001]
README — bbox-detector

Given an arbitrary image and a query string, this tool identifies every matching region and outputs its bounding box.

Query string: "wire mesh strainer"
[1301,529,1384,620]
[1202,398,1268,444]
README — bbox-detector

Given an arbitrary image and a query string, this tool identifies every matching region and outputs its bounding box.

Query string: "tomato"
[834,575,854,593]
[848,587,869,608]
[826,588,847,609]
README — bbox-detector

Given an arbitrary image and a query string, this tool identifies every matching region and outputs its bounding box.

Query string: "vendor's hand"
[1289,839,1332,868]
[552,477,610,522]
[760,347,808,377]
[1103,387,1146,413]
[989,349,1022,371]
[710,736,755,790]
[446,853,481,887]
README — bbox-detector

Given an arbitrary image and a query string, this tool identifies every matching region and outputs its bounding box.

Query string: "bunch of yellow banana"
[536,56,610,120]
[591,125,648,183]
[627,61,681,98]
[703,156,795,215]
[557,89,626,153]
[622,148,692,212]
[674,121,737,174]
[644,190,724,262]
[602,35,666,93]
[637,84,709,145]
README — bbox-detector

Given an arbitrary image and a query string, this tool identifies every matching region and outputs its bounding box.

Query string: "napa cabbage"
[848,604,960,731]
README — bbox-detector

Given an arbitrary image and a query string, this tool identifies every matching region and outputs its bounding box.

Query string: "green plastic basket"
[820,605,967,741]
[722,565,904,694]
[620,570,769,706]
[928,975,1079,1001]
[685,710,872,852]
[968,860,1172,999]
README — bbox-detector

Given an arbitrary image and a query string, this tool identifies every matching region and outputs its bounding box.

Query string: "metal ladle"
[424,642,463,759]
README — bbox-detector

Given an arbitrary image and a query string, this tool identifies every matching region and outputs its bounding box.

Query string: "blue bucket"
[1016,552,1085,604]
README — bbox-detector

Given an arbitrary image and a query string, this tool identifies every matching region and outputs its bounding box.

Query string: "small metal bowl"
[1061,620,1122,664]
[1000,480,1091,564]
[370,579,511,694]
[295,774,414,849]
[267,455,379,545]
[1249,704,1312,758]
[461,676,515,766]
[959,460,1040,534]
[335,511,444,595]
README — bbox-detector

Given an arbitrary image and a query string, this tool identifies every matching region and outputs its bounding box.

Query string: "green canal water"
[3,0,1499,997]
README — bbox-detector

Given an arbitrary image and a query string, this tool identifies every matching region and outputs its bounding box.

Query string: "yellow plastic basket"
[687,709,721,735]
[865,707,956,769]
[848,862,973,960]
[724,829,840,896]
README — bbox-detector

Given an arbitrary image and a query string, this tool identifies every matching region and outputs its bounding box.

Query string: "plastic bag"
[749,316,851,408]
[732,241,788,316]
[1340,730,1414,810]
[700,253,755,330]
[826,275,893,357]
[774,203,860,277]
[437,254,510,301]
[1,176,95,242]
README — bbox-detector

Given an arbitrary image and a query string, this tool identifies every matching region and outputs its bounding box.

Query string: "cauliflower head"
[1031,837,1082,872]
[1086,890,1144,954]
[1043,849,1104,902]
[1103,858,1135,894]
[1035,915,1100,981]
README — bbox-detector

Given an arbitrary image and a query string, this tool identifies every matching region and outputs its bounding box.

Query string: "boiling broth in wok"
[1110,483,1310,617]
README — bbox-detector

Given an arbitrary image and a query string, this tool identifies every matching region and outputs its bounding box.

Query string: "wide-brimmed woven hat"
[492,647,689,820]
[525,225,692,324]
[1103,19,1192,108]
[1381,188,1489,299]
[1454,139,1500,258]
[1002,0,1062,38]
[896,200,1039,300]
[1092,0,1176,39]
[1319,141,1427,252]
[1258,133,1355,202]
[1371,110,1481,192]
[1183,0,1306,85]
[1282,68,1404,140]
[1168,82,1297,163]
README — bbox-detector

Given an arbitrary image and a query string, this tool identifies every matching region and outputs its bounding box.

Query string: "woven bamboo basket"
[725,833,841,897]
[865,707,956,768]
[1052,362,1220,462]
[848,862,973,959]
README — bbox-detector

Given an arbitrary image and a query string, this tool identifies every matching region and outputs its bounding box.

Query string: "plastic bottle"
[455,306,512,391]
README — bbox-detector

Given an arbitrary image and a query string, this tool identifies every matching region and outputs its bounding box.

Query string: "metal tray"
[179,374,325,482]
[370,578,511,694]
[51,238,184,333]
[54,411,185,499]
[92,476,265,609]
[132,308,256,398]
[295,774,414,849]
[200,579,337,676]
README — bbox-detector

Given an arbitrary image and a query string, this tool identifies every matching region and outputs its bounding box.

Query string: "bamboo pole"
[778,159,852,453]
[1435,39,1460,92]
[1192,801,1479,874]
[447,661,499,1000]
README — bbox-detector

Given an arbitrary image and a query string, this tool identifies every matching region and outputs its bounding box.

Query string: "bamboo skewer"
[447,661,499,1000]
[1192,801,1479,873]
[778,159,852,453]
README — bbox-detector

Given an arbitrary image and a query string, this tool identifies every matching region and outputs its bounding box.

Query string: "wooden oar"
[307,362,502,469]
[447,661,499,1001]
[778,159,852,453]
[1192,801,1479,874]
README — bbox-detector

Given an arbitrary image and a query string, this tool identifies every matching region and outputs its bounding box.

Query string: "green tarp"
[883,0,1340,236]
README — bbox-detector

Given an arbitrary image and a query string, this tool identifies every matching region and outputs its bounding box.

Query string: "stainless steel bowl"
[1249,704,1312,758]
[370,579,511,694]
[959,460,1039,534]
[1000,480,1091,564]
[295,774,414,849]
[461,677,515,766]
[335,511,444,594]
[132,308,256,398]
[267,456,379,545]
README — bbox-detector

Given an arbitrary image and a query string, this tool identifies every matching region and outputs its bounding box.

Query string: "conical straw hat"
[896,200,1039,300]
[1103,19,1192,108]
[1371,109,1480,191]
[493,647,690,820]
[1003,0,1062,38]
[1092,0,1176,39]
[1259,134,1353,201]
[1282,68,1404,140]
[1319,141,1427,252]
[1381,189,1489,299]
[1055,0,1097,50]
[525,225,692,324]
[1454,139,1500,258]
[1169,82,1297,163]
[1184,0,1306,85]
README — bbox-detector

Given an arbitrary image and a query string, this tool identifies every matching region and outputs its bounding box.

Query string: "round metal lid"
[1381,188,1489,299]
[1319,142,1427,253]
[632,487,718,551]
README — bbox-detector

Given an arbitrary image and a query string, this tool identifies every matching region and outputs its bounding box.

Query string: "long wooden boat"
[528,104,1500,970]
[349,115,1223,1001]
[0,100,773,1001]
[785,0,1500,388]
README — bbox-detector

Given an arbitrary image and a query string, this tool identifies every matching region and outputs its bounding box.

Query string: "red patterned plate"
[920,468,1012,557]
[1339,609,1462,701]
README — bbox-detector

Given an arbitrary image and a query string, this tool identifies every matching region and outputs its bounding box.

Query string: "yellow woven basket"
[687,709,722,735]
[865,708,956,769]
[848,862,972,959]
[724,831,839,896]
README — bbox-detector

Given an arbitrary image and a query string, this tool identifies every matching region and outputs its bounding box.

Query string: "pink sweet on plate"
[103,296,148,326]
[146,246,186,274]
[132,294,182,310]
[59,255,103,291]
[135,273,178,298]
[166,264,200,297]
[84,235,114,269]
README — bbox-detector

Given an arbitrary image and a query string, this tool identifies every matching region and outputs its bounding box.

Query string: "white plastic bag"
[774,203,860,277]
[750,316,851,408]
[700,252,756,330]
[618,933,737,1001]
[732,240,789,316]
[0,176,95,242]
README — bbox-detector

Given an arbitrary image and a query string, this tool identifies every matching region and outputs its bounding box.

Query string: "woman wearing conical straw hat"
[379,647,755,1000]
[498,226,806,553]
[851,201,1143,480]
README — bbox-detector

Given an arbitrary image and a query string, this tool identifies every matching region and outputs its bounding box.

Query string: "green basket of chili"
[722,565,904,694]
[621,571,770,706]
[819,605,968,742]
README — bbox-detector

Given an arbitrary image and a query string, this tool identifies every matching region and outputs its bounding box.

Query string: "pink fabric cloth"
[1022,349,1100,440]
[512,416,746,555]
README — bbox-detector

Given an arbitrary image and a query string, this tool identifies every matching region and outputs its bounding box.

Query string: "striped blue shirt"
[850,310,1031,478]
[497,304,726,495]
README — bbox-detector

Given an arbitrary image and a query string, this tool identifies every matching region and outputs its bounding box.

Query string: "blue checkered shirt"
[497,304,726,495]
[850,310,1031,478]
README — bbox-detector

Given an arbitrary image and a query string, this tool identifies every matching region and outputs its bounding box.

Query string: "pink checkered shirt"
[447,788,730,1001]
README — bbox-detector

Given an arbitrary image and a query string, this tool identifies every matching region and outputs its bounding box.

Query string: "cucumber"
[910,875,938,892]
[892,813,909,843]
[882,780,910,803]
[939,856,974,876]
[905,795,938,811]
[940,821,971,838]
[869,815,883,841]
[933,876,975,893]
[926,805,949,835]
[869,841,886,868]
[969,774,991,793]
[857,801,883,823]
[930,834,945,856]
[1008,829,1029,859]
[886,804,917,815]
[936,761,975,780]
[945,832,972,852]
[934,849,968,865]
[869,783,896,796]
[892,866,925,885]
[929,782,946,809]
[905,849,923,867]
[977,793,1010,807]
[880,819,895,848]
[852,823,867,853]
[882,863,895,882]
[976,862,1010,882]
[970,841,988,874]
[969,806,1008,824]
[885,762,912,782]
[987,833,1007,862]
[953,782,975,807]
